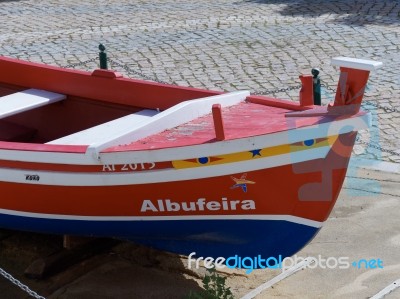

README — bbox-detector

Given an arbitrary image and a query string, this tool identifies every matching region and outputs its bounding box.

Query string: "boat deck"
[105,101,329,152]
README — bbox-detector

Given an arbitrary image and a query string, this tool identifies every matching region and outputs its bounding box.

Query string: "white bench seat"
[86,90,250,156]
[47,109,158,145]
[0,89,65,119]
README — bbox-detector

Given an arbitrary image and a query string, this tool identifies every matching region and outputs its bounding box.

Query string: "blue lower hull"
[0,214,319,259]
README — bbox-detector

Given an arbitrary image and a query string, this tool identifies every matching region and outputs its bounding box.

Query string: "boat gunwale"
[0,55,310,110]
[0,55,370,167]
[0,112,370,168]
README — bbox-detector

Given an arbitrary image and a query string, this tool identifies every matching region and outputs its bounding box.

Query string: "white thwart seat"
[47,109,159,145]
[0,89,65,119]
[84,90,250,156]
[46,90,249,156]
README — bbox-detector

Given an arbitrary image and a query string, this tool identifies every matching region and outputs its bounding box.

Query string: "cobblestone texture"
[0,0,399,162]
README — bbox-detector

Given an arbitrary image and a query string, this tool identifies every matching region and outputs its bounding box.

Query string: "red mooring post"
[299,74,314,106]
[212,104,225,141]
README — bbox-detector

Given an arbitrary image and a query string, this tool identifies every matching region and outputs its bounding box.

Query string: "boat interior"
[0,82,251,150]
[0,83,147,144]
[0,56,331,151]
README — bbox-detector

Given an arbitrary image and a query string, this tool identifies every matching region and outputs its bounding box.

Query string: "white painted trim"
[0,150,97,165]
[99,112,371,165]
[0,89,65,119]
[331,57,383,71]
[0,112,370,166]
[86,91,250,157]
[0,208,323,228]
[47,109,158,145]
[0,146,330,186]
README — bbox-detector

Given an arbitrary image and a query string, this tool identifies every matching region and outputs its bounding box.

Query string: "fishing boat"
[0,54,381,261]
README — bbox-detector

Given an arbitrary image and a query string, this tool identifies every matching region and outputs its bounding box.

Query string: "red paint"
[0,120,37,142]
[0,58,369,221]
[0,55,377,258]
[0,141,87,153]
[285,106,367,117]
[0,56,220,110]
[247,95,312,111]
[107,102,328,152]
[299,74,314,106]
[0,159,173,173]
[212,104,225,141]
[0,152,351,222]
[333,67,370,112]
[91,69,123,78]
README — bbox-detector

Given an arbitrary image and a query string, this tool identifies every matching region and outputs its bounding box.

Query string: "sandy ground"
[0,159,398,299]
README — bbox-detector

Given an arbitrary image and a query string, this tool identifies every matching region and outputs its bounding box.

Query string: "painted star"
[231,173,256,193]
[249,149,262,157]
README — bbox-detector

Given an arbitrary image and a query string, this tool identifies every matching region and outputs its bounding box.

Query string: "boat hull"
[0,132,354,259]
[0,54,382,265]
[0,214,319,260]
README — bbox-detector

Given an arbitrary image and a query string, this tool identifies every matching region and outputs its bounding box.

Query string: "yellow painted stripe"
[172,135,338,169]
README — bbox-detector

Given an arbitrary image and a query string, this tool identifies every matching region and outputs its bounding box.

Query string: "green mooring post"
[312,68,321,105]
[99,44,108,70]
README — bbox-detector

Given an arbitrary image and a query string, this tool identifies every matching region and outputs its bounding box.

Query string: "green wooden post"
[312,68,321,105]
[99,44,108,70]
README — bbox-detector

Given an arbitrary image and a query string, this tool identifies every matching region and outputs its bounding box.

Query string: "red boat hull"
[0,55,380,260]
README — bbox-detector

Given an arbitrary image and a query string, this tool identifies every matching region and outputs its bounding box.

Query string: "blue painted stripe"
[0,214,319,259]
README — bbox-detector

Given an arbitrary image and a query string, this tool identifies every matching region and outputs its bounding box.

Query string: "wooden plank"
[0,89,65,119]
[47,109,158,145]
[24,238,120,279]
[212,104,225,141]
[87,91,250,156]
[331,57,383,71]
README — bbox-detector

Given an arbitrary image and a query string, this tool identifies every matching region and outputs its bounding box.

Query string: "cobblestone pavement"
[0,0,399,162]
